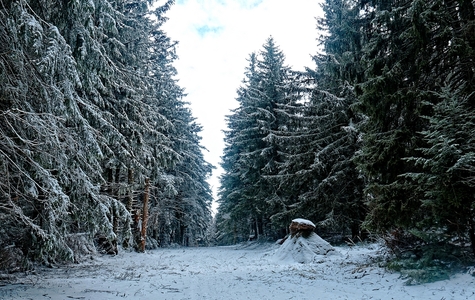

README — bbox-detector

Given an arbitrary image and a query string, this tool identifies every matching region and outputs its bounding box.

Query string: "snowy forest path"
[1,243,475,299]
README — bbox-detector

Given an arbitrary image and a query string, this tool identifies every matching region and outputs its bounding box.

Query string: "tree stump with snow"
[274,218,336,263]
[289,218,316,238]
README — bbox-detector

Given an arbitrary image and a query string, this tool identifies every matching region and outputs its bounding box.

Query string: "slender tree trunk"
[112,168,120,239]
[134,209,142,249]
[123,168,134,249]
[114,168,120,200]
[140,178,150,252]
[255,217,259,241]
[233,223,237,245]
[469,217,475,257]
[126,168,134,212]
[261,219,264,239]
[112,206,118,236]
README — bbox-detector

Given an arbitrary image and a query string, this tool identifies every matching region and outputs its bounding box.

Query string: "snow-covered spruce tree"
[398,0,475,255]
[404,83,475,256]
[355,0,475,249]
[59,0,186,251]
[353,0,445,233]
[268,0,366,239]
[163,115,213,247]
[28,0,177,252]
[127,3,213,248]
[0,0,113,265]
[1,0,209,265]
[259,71,307,234]
[216,53,260,244]
[148,89,214,247]
[216,38,296,244]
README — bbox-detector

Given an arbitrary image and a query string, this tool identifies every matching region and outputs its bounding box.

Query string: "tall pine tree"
[269,0,366,238]
[353,0,475,254]
[354,0,435,231]
[217,38,294,243]
[0,0,213,268]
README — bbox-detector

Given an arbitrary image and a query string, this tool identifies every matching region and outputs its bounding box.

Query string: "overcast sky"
[161,0,324,212]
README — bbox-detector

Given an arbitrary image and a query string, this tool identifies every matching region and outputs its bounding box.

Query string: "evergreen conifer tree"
[217,38,294,243]
[0,0,212,266]
[406,84,475,255]
[149,91,214,247]
[269,0,366,237]
[354,0,438,231]
[395,0,475,254]
[345,0,475,257]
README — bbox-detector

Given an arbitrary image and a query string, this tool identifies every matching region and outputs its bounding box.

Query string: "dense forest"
[0,0,213,271]
[216,0,475,262]
[2,0,475,273]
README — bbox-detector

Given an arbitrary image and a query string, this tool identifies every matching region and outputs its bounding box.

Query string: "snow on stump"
[274,218,336,263]
[289,218,316,238]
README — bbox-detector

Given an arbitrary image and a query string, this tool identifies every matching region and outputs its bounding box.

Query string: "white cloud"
[161,0,324,213]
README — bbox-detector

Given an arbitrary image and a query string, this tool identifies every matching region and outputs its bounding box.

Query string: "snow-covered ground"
[1,242,474,300]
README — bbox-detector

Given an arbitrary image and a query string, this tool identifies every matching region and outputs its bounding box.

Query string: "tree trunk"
[469,217,475,257]
[126,168,134,212]
[114,168,120,198]
[112,206,118,236]
[233,224,237,245]
[255,217,259,240]
[140,178,150,252]
[123,168,134,249]
[112,168,120,240]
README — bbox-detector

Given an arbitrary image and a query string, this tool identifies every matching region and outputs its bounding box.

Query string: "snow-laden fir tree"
[149,85,214,247]
[349,0,475,256]
[267,0,366,238]
[353,0,436,232]
[42,0,181,252]
[405,83,475,256]
[216,38,296,244]
[0,0,212,268]
[395,0,475,255]
[0,0,86,265]
[140,4,214,247]
[216,53,260,244]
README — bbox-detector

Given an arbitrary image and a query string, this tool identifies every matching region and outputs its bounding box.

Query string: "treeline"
[0,0,213,271]
[216,0,475,258]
